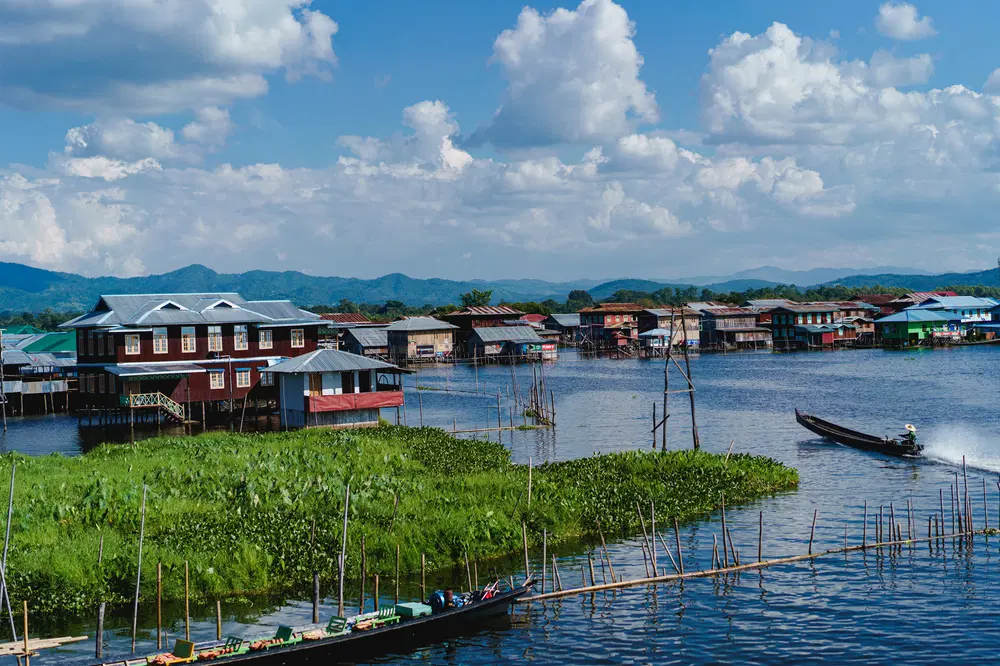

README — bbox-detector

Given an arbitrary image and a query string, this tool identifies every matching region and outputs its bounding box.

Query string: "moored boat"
[85,580,531,666]
[795,409,923,457]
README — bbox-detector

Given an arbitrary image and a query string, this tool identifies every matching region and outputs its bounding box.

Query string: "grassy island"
[0,427,797,612]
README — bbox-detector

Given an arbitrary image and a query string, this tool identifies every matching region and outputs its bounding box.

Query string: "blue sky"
[1,1,999,280]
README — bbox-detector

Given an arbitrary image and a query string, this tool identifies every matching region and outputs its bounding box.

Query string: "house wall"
[388,330,453,360]
[280,373,305,413]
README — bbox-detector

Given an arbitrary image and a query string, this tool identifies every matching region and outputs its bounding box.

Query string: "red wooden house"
[61,293,325,425]
[578,303,645,347]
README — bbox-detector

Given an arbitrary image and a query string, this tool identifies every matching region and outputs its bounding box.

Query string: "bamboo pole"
[359,536,366,613]
[374,574,379,611]
[808,509,818,555]
[758,511,763,562]
[527,458,532,510]
[650,501,658,577]
[421,554,426,602]
[720,494,729,568]
[1,465,15,642]
[680,312,699,450]
[216,600,222,640]
[156,563,162,649]
[672,517,685,574]
[95,602,104,659]
[465,552,473,593]
[596,520,617,583]
[395,544,400,605]
[541,529,547,594]
[656,533,680,574]
[522,522,530,582]
[131,485,148,653]
[21,602,27,666]
[587,552,596,586]
[862,501,867,547]
[984,478,990,531]
[338,482,350,618]
[184,560,190,642]
[312,572,320,624]
[636,503,655,577]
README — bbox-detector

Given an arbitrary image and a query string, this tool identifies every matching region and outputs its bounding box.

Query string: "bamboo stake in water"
[808,509,818,555]
[216,600,222,640]
[527,458,532,509]
[131,485,148,653]
[338,482,350,618]
[465,552,472,593]
[596,520,617,583]
[758,511,763,562]
[184,560,190,641]
[374,574,379,611]
[474,560,479,590]
[421,554,426,602]
[395,544,400,605]
[21,601,28,666]
[522,522,530,581]
[541,529,547,594]
[673,517,685,574]
[359,536,366,613]
[95,602,104,659]
[863,501,867,547]
[720,494,729,568]
[312,572,320,624]
[650,501,658,577]
[636,504,655,577]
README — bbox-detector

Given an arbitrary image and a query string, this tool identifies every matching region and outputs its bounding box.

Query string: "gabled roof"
[385,317,457,332]
[685,301,734,311]
[889,291,959,304]
[267,349,402,374]
[912,296,998,309]
[470,326,544,343]
[852,294,897,306]
[320,313,372,324]
[20,331,76,354]
[578,302,644,314]
[343,327,389,348]
[444,306,524,317]
[643,307,702,318]
[60,293,321,329]
[0,325,45,335]
[545,313,581,327]
[771,302,842,313]
[700,307,757,317]
[743,299,793,310]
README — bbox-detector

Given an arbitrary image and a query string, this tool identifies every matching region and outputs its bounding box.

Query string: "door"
[358,371,371,393]
[308,374,322,396]
[341,371,355,394]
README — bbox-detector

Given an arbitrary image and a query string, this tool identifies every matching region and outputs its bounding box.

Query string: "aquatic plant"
[0,427,796,613]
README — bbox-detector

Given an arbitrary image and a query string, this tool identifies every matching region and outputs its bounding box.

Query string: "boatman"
[901,424,917,447]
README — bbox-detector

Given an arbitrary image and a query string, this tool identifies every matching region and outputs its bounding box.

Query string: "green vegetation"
[0,428,796,613]
[0,309,81,332]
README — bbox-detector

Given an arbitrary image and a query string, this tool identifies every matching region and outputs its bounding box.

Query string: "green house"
[875,309,962,345]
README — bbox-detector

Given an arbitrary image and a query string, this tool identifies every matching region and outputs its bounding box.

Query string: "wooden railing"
[124,392,185,421]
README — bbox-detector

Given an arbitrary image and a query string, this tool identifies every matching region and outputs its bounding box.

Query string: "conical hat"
[905,424,916,433]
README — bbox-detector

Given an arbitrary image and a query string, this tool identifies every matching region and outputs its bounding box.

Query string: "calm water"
[13,347,1000,664]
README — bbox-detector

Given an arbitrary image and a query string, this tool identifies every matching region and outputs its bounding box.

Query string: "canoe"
[795,409,922,457]
[88,583,531,666]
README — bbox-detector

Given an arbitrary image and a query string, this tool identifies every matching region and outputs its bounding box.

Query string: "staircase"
[125,392,186,423]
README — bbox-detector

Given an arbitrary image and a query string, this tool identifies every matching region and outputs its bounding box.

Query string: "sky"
[2,0,1000,281]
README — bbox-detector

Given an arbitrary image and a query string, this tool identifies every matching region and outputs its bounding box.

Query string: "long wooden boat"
[86,582,531,666]
[795,409,922,457]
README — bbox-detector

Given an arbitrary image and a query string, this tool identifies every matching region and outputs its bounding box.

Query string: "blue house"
[909,296,998,324]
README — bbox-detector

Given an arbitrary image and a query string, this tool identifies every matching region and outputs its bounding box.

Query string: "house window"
[291,328,305,348]
[98,374,105,393]
[259,329,273,350]
[182,327,197,353]
[209,370,225,390]
[88,375,95,393]
[125,334,141,356]
[260,371,274,387]
[109,377,116,394]
[235,368,251,388]
[234,325,248,351]
[153,327,168,354]
[77,330,85,355]
[87,332,94,356]
[208,325,223,352]
[97,333,104,356]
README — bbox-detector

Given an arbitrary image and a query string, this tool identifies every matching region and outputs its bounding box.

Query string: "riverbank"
[0,426,796,613]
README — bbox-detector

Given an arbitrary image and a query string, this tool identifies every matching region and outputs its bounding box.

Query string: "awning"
[106,364,207,378]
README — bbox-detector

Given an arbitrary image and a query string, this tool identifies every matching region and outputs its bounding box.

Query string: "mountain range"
[0,261,996,313]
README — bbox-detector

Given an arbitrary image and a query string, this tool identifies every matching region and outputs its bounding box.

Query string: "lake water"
[13,347,1000,664]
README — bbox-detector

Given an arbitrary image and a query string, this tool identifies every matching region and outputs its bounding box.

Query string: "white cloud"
[56,156,162,182]
[876,2,936,41]
[865,50,933,88]
[64,118,194,162]
[0,0,338,113]
[181,108,233,147]
[467,0,657,148]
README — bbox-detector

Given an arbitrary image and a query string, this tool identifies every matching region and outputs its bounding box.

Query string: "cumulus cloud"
[876,2,936,41]
[0,0,338,113]
[466,0,657,148]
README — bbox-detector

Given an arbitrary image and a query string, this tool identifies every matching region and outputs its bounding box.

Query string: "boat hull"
[90,585,529,666]
[795,409,922,457]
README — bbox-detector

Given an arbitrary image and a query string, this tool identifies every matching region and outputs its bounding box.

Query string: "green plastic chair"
[326,616,349,635]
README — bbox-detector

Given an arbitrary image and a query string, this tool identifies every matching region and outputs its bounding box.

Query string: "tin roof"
[470,326,544,343]
[546,313,581,327]
[644,307,702,318]
[520,314,546,324]
[853,294,898,306]
[912,296,998,309]
[578,302,645,313]
[320,313,373,324]
[385,317,457,332]
[0,325,45,335]
[268,349,401,374]
[106,363,206,377]
[743,299,793,310]
[20,332,76,354]
[876,310,961,323]
[685,301,734,312]
[770,302,842,313]
[61,293,321,329]
[444,306,524,317]
[343,327,389,348]
[700,307,757,317]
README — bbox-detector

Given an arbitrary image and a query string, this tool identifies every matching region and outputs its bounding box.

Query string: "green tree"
[460,289,493,307]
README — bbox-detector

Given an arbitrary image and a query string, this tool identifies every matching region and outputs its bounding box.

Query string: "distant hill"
[821,268,1000,291]
[0,262,601,312]
[675,265,928,286]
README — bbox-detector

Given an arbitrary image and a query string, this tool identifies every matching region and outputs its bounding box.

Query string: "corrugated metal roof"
[0,325,45,335]
[546,313,581,327]
[578,303,644,313]
[268,349,401,374]
[912,296,998,309]
[386,317,457,332]
[771,303,842,313]
[21,332,76,354]
[685,301,733,311]
[320,313,372,324]
[877,310,960,323]
[1,350,32,366]
[107,363,207,377]
[701,307,757,317]
[471,326,544,343]
[644,307,702,318]
[344,327,389,348]
[445,306,524,317]
[743,299,793,310]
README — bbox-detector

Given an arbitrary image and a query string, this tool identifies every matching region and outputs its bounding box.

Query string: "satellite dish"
[905,424,917,433]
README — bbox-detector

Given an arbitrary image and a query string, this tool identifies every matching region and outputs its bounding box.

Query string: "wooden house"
[468,326,557,361]
[60,292,325,425]
[269,349,406,429]
[699,308,772,350]
[385,317,457,363]
[578,303,644,347]
[875,309,962,346]
[543,314,581,342]
[884,291,958,314]
[908,296,998,325]
[637,308,702,349]
[743,300,793,325]
[852,294,898,316]
[768,303,842,348]
[341,327,389,358]
[825,301,880,321]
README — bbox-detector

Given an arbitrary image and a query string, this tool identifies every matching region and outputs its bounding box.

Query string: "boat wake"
[922,424,1000,472]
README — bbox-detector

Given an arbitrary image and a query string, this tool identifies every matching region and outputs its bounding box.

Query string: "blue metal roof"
[913,296,998,309]
[877,310,960,323]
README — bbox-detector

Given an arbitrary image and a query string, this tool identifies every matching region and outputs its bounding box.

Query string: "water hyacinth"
[0,427,796,613]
